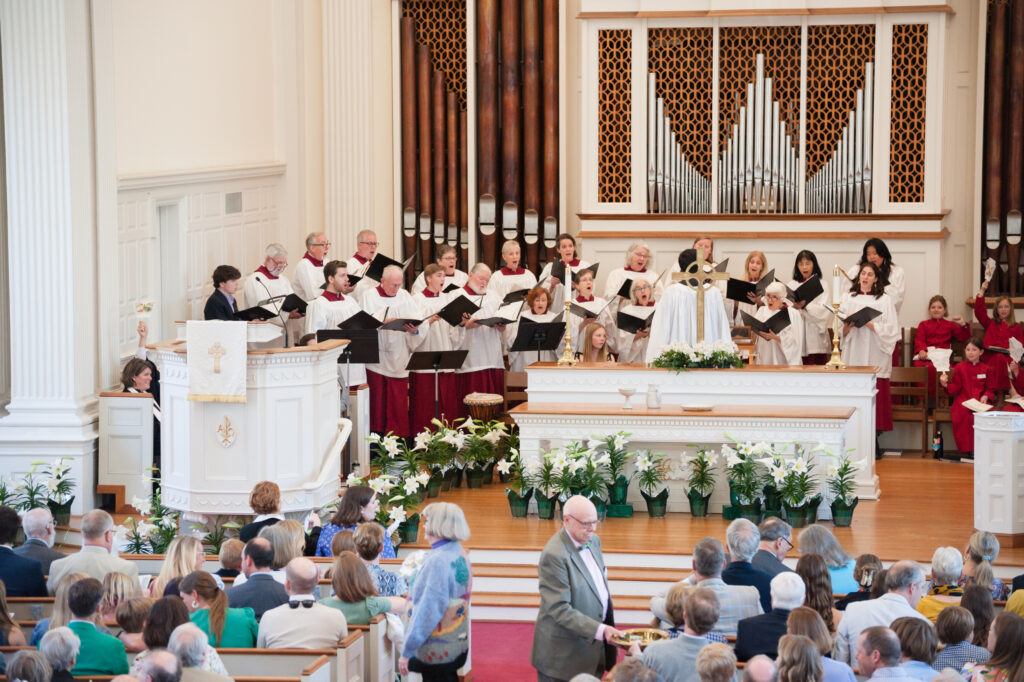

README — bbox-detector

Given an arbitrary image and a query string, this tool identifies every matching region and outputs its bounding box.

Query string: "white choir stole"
[186,320,248,403]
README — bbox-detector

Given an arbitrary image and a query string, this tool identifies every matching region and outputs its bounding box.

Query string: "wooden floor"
[418,455,1024,567]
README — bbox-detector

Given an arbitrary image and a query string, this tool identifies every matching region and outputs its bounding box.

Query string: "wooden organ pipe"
[1008,0,1024,295]
[432,70,446,261]
[522,0,542,271]
[459,111,469,270]
[417,44,433,267]
[985,2,1007,291]
[447,91,459,251]
[400,18,418,287]
[500,0,521,247]
[477,0,499,269]
[542,0,559,262]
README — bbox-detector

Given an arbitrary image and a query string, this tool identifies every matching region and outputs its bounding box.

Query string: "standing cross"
[209,342,227,374]
[671,253,730,343]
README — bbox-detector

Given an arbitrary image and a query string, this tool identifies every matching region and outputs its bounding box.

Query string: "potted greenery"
[549,441,611,519]
[724,443,763,523]
[681,447,718,517]
[190,515,242,553]
[650,340,744,371]
[413,424,457,497]
[497,428,520,483]
[823,446,862,526]
[43,458,77,526]
[460,419,505,487]
[534,455,561,520]
[635,449,670,518]
[591,431,633,517]
[500,450,536,518]
[14,461,52,514]
[771,449,818,528]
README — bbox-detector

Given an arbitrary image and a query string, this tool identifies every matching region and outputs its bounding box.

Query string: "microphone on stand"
[255,275,290,348]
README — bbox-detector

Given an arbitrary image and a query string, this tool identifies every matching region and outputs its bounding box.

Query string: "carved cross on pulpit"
[671,253,730,343]
[209,342,227,374]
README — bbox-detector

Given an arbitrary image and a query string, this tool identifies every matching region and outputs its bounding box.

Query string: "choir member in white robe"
[347,229,378,303]
[644,249,732,364]
[615,279,657,364]
[410,264,466,433]
[839,262,901,440]
[731,251,768,325]
[788,250,832,365]
[241,243,303,347]
[849,237,906,314]
[292,232,330,302]
[603,240,665,305]
[567,269,614,355]
[410,244,468,296]
[303,260,367,389]
[670,235,728,298]
[753,282,804,366]
[487,240,537,300]
[505,287,561,372]
[537,233,591,309]
[361,265,429,437]
[455,264,506,419]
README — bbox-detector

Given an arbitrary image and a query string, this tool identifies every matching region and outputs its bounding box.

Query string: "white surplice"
[753,305,804,366]
[292,255,325,302]
[304,292,367,386]
[456,287,506,374]
[613,303,656,364]
[241,268,301,347]
[787,277,832,356]
[412,290,466,373]
[603,267,665,305]
[838,291,900,378]
[505,310,562,372]
[411,269,468,296]
[568,296,615,355]
[361,287,429,379]
[644,282,732,364]
[486,267,538,301]
[846,262,906,314]
[537,258,592,309]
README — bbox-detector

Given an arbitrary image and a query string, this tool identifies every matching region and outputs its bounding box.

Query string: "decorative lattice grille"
[805,24,876,178]
[889,23,928,203]
[598,29,632,203]
[647,27,714,180]
[717,26,801,156]
[402,0,467,109]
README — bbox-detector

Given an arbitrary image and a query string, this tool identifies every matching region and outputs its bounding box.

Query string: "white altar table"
[511,403,853,514]
[524,363,879,499]
[153,339,350,519]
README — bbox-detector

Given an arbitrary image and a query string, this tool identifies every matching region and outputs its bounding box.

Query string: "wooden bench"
[217,631,363,682]
[348,614,395,682]
[8,597,54,620]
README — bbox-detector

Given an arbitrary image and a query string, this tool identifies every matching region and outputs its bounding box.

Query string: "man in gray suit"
[750,517,794,577]
[530,496,623,682]
[15,508,65,575]
[227,538,288,621]
[47,510,138,594]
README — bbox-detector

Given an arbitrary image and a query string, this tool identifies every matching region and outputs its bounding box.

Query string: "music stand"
[405,350,469,420]
[316,329,380,416]
[511,319,567,364]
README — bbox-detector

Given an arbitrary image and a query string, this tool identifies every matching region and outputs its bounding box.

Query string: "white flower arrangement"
[399,549,427,578]
[651,340,743,371]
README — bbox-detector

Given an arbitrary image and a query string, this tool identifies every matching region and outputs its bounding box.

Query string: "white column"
[322,0,374,255]
[0,0,100,512]
[974,412,1024,544]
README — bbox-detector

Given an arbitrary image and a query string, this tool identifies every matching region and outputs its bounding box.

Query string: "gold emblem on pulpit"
[209,342,226,373]
[217,417,236,447]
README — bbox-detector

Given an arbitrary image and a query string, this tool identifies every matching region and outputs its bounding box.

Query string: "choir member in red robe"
[939,338,993,458]
[974,279,1023,395]
[455,264,507,419]
[410,264,465,434]
[913,295,970,400]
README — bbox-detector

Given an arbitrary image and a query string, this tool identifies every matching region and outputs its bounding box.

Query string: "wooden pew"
[7,597,54,620]
[217,630,364,682]
[348,614,395,682]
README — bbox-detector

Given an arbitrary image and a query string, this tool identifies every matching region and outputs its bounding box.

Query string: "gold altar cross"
[209,342,227,374]
[671,253,730,343]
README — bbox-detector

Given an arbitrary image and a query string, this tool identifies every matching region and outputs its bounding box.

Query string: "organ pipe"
[522,0,541,269]
[400,17,417,284]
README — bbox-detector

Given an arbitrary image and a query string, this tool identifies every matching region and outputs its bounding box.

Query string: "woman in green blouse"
[180,570,258,648]
[319,551,405,625]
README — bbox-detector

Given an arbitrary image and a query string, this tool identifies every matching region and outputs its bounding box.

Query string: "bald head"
[742,655,778,682]
[81,509,114,547]
[285,557,319,595]
[562,496,598,545]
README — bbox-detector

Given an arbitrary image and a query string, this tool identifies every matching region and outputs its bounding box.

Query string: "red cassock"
[974,297,1023,390]
[945,360,994,453]
[1002,369,1024,413]
[913,318,971,399]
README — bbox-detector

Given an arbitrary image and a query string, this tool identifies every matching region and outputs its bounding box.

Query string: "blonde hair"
[100,571,142,618]
[151,535,204,598]
[50,572,93,630]
[967,531,1000,592]
[695,642,736,682]
[777,635,823,682]
[745,251,767,281]
[992,295,1018,326]
[218,539,245,572]
[581,323,610,363]
[261,520,304,570]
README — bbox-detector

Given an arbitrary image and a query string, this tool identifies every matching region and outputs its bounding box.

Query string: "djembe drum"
[464,392,503,422]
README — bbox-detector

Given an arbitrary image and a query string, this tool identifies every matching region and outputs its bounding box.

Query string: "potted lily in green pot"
[635,449,670,518]
[550,440,611,519]
[534,453,562,520]
[43,458,77,526]
[723,443,763,523]
[822,445,862,527]
[681,447,718,517]
[500,449,538,518]
[771,448,819,528]
[590,431,633,517]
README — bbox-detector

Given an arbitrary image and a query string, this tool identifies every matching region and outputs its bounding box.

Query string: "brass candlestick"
[825,264,847,370]
[557,263,578,366]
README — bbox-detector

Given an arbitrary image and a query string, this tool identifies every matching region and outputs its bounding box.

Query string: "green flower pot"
[589,496,608,522]
[783,502,810,528]
[737,500,762,524]
[641,489,669,518]
[440,469,455,492]
[466,468,487,488]
[506,488,533,518]
[729,483,741,508]
[762,485,781,512]
[398,513,420,543]
[452,468,463,488]
[608,475,630,505]
[830,498,859,527]
[47,496,74,527]
[536,493,559,520]
[482,461,496,484]
[687,490,711,517]
[426,473,443,499]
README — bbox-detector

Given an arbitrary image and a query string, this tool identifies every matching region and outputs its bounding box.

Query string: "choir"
[201,233,1008,458]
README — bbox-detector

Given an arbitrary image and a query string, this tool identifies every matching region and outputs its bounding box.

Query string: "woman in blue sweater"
[398,502,472,682]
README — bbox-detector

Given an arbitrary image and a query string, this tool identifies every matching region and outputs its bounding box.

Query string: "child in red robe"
[974,280,1023,400]
[939,338,993,459]
[913,295,970,400]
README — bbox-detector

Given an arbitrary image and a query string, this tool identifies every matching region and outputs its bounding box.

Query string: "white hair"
[770,572,806,610]
[381,264,403,281]
[39,627,79,672]
[421,502,470,542]
[930,547,963,586]
[726,518,760,562]
[624,240,650,268]
[22,507,53,539]
[305,232,325,249]
[765,281,786,298]
[357,229,377,242]
[470,262,492,276]
[500,240,520,257]
[265,243,287,259]
[168,623,208,668]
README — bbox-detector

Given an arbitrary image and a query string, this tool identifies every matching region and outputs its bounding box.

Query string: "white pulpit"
[153,339,350,517]
[974,412,1024,546]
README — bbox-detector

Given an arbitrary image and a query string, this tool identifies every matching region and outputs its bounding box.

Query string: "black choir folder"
[551,261,600,284]
[475,301,524,327]
[502,288,531,306]
[233,306,277,322]
[726,269,776,303]
[280,293,308,314]
[569,299,611,321]
[740,309,792,335]
[786,276,824,304]
[363,253,415,282]
[616,309,655,334]
[437,295,481,327]
[338,310,382,330]
[443,282,461,293]
[319,274,362,291]
[841,306,882,328]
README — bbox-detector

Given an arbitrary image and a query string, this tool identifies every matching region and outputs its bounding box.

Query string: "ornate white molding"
[116,162,287,192]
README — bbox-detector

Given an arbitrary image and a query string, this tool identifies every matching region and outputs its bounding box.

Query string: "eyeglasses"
[313,242,331,248]
[780,536,794,551]
[566,514,599,529]
[360,241,379,247]
[288,599,315,609]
